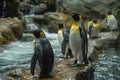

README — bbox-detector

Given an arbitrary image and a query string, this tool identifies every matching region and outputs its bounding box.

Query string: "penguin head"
[69,12,81,21]
[93,19,99,28]
[58,24,64,29]
[93,19,97,23]
[88,17,92,21]
[108,11,112,15]
[28,29,45,38]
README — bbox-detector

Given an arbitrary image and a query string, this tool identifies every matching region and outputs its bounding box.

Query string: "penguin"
[27,29,54,79]
[106,11,118,31]
[87,17,93,38]
[68,12,88,67]
[87,18,93,28]
[57,23,73,58]
[88,19,100,39]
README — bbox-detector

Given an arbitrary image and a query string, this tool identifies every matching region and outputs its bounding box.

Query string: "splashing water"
[94,47,120,80]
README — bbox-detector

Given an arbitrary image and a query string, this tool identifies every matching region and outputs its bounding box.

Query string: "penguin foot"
[67,54,73,58]
[29,75,38,79]
[59,55,69,59]
[58,55,65,58]
[39,72,53,79]
[82,60,89,66]
[67,63,80,67]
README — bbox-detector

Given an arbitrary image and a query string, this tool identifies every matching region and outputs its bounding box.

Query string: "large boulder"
[33,12,74,33]
[34,3,47,15]
[63,0,120,30]
[0,0,23,19]
[0,18,24,45]
[0,25,16,45]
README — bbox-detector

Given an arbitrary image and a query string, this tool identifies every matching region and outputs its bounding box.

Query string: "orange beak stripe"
[40,32,44,37]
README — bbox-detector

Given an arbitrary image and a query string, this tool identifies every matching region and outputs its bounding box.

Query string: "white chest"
[58,30,64,45]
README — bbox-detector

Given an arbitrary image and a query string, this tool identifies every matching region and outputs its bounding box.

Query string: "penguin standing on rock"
[57,23,73,58]
[106,11,118,31]
[88,19,100,39]
[68,12,88,67]
[26,29,54,79]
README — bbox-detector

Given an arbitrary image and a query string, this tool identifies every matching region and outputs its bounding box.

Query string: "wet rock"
[0,25,16,45]
[63,0,120,30]
[88,32,120,63]
[44,12,73,33]
[2,31,120,80]
[10,18,24,40]
[0,0,22,19]
[75,65,94,80]
[33,12,73,33]
[33,15,49,25]
[34,3,47,15]
[0,18,24,45]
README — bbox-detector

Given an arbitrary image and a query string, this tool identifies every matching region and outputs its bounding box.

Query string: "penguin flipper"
[61,39,68,55]
[30,48,39,75]
[77,22,88,64]
[88,24,93,38]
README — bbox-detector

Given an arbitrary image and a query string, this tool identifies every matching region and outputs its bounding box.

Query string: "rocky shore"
[0,0,120,80]
[2,31,120,80]
[0,18,24,45]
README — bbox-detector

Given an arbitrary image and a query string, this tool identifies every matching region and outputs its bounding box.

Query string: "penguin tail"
[30,53,38,75]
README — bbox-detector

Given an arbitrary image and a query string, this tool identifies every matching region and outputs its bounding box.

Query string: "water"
[0,30,120,80]
[0,31,60,73]
[94,47,120,80]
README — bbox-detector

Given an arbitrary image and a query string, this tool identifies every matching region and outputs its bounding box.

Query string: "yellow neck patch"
[107,14,113,18]
[93,23,99,28]
[88,21,93,25]
[58,29,63,33]
[71,22,79,29]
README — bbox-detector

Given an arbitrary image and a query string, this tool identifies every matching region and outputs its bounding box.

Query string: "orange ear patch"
[40,32,44,37]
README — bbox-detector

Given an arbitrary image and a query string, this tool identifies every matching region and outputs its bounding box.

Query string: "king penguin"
[27,29,54,79]
[68,12,88,67]
[57,23,73,58]
[88,19,100,39]
[106,11,118,31]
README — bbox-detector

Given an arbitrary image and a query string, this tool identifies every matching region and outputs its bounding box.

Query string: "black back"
[30,31,54,76]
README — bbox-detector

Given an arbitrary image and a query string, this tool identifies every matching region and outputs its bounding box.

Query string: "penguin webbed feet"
[67,60,80,67]
[81,59,89,66]
[29,75,38,80]
[39,72,54,79]
[58,54,73,59]
[58,55,66,59]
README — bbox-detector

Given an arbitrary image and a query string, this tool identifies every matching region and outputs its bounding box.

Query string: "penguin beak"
[69,13,74,16]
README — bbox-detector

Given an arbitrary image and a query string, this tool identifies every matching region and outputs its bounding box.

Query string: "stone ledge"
[3,31,120,80]
[0,17,24,45]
